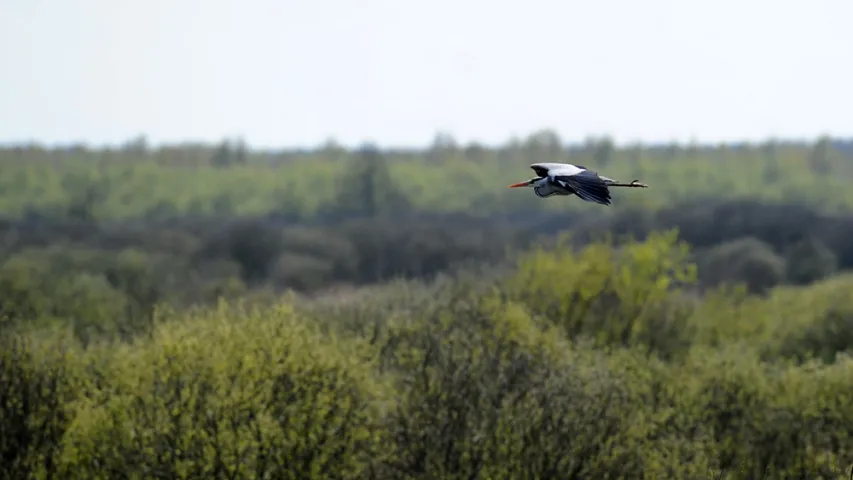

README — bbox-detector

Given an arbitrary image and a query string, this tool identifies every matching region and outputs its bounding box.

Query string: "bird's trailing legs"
[604,179,649,188]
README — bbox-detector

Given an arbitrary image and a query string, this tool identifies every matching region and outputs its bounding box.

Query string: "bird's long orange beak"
[508,181,529,188]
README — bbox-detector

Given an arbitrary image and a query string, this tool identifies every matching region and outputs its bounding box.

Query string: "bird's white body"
[508,162,646,206]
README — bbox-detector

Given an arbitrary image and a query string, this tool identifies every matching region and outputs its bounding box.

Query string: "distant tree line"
[2,132,853,222]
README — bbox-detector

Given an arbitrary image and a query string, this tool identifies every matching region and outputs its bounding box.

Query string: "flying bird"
[508,163,648,206]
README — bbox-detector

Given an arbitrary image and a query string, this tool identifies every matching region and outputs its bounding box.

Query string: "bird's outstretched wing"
[529,162,584,178]
[550,169,612,206]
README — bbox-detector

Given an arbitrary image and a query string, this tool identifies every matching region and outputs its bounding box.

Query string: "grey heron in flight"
[508,163,648,206]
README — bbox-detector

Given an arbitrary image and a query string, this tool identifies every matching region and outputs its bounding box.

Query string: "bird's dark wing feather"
[551,170,612,206]
[530,165,550,177]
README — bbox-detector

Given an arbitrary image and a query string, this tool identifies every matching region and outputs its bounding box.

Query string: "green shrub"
[697,237,787,294]
[51,302,391,479]
[770,279,853,364]
[503,229,697,359]
[5,231,853,479]
[0,255,54,328]
[666,347,853,478]
[53,273,131,344]
[0,334,82,479]
[784,236,838,285]
[0,252,132,340]
[271,252,336,291]
[372,283,657,478]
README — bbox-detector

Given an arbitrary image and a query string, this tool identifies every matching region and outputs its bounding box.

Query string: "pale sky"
[1,0,851,148]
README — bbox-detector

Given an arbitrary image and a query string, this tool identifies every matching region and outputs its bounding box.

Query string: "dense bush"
[504,230,697,359]
[6,196,853,336]
[784,235,839,285]
[696,237,786,294]
[5,233,853,478]
[0,334,79,479]
[3,305,393,479]
[577,198,853,292]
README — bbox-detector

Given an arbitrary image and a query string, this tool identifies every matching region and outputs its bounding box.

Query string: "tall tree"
[427,132,458,163]
[762,138,780,183]
[319,137,347,161]
[330,142,410,217]
[591,136,615,167]
[808,135,833,176]
[686,136,699,158]
[524,129,563,164]
[232,137,248,165]
[210,140,233,168]
[121,134,148,156]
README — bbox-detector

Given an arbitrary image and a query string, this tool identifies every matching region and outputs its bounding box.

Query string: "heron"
[508,162,648,206]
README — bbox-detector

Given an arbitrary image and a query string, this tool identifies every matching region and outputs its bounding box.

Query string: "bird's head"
[508,177,544,188]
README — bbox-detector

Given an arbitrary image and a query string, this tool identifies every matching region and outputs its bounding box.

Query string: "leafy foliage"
[4,234,853,478]
[4,133,853,477]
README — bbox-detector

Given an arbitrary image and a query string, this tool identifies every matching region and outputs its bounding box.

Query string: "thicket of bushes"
[3,198,853,341]
[5,231,853,478]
